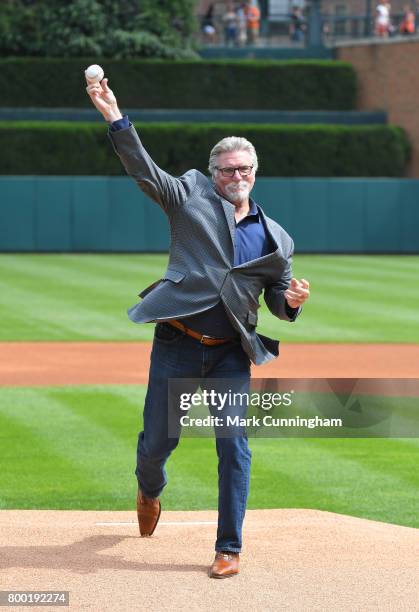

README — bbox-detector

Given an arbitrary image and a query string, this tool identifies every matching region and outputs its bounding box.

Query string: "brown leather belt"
[167,319,234,346]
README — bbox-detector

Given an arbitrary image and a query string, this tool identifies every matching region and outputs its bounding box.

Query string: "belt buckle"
[200,334,213,344]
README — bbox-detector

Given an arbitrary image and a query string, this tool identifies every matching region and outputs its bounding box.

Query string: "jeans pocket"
[154,322,184,344]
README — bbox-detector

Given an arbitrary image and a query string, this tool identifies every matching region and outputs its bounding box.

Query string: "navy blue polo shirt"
[111,116,288,337]
[181,198,275,337]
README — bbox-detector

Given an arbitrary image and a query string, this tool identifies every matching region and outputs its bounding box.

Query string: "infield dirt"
[1,342,418,385]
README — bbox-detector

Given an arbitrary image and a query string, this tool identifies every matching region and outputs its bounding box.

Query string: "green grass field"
[0,254,418,342]
[0,385,418,527]
[0,254,417,526]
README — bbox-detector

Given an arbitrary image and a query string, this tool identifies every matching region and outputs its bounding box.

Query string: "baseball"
[85,64,104,83]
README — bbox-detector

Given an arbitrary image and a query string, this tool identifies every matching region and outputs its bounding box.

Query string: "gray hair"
[208,136,259,177]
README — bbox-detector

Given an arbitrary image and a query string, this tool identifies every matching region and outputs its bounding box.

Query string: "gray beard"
[224,182,250,204]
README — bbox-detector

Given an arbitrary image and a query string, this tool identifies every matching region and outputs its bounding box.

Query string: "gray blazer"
[108,125,300,366]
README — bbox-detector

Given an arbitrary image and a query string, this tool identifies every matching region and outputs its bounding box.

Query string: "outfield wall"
[1,177,418,253]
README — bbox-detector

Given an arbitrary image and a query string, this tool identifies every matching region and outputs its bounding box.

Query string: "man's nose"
[231,169,242,179]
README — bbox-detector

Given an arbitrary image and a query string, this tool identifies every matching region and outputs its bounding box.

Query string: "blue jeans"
[136,322,252,553]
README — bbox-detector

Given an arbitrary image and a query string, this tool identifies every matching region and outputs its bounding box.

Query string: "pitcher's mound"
[1,509,417,611]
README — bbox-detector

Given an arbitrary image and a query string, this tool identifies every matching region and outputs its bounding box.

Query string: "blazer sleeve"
[263,238,301,322]
[107,123,188,215]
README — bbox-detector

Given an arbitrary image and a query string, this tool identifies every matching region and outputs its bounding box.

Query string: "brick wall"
[337,38,419,176]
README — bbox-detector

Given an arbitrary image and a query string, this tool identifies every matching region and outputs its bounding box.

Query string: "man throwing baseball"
[86,73,310,579]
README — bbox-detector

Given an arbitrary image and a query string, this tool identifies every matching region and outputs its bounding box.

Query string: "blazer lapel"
[259,208,280,252]
[219,196,236,250]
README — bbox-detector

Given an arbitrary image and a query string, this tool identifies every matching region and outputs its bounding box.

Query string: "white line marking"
[95,521,217,526]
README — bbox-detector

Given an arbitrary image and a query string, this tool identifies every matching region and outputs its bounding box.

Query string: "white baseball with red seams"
[85,64,104,83]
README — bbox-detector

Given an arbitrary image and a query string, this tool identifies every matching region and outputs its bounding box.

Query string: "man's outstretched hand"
[85,76,122,123]
[284,278,310,309]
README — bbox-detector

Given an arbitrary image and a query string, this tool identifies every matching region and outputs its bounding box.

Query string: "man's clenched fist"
[284,278,310,309]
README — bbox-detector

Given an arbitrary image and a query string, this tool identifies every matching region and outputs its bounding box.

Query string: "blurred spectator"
[375,2,390,36]
[201,3,216,43]
[223,3,238,46]
[399,5,415,34]
[236,3,247,46]
[289,6,306,43]
[244,1,261,45]
[386,2,397,35]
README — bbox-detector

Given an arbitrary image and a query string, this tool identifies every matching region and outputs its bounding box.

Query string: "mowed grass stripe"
[259,317,374,343]
[52,387,419,516]
[315,277,419,300]
[0,257,141,309]
[249,463,349,517]
[44,386,231,510]
[0,311,55,341]
[296,256,419,278]
[0,387,138,508]
[0,253,168,290]
[0,256,140,296]
[164,438,221,510]
[259,309,412,342]
[0,254,418,341]
[0,282,127,339]
[0,253,167,276]
[0,411,107,509]
[248,438,419,526]
[260,254,419,341]
[305,291,418,321]
[303,437,419,488]
[0,386,417,525]
[44,386,145,441]
[0,280,142,340]
[328,255,419,271]
[301,264,418,284]
[0,255,149,340]
[0,282,88,338]
[296,254,419,270]
[68,253,168,276]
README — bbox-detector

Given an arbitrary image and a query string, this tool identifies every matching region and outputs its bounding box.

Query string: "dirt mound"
[1,508,417,611]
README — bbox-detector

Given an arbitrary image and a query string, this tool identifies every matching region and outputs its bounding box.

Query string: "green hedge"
[0,58,356,110]
[0,122,409,177]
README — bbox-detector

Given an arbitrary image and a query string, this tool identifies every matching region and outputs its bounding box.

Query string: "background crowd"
[375,2,416,37]
[199,1,419,47]
[201,1,262,46]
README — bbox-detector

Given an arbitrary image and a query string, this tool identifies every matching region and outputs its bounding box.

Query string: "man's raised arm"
[85,73,188,215]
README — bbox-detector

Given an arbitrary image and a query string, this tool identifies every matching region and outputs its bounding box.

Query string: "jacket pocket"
[138,269,185,298]
[163,269,186,283]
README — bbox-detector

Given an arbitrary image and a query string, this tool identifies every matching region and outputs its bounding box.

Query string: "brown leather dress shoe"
[209,551,240,579]
[136,490,161,537]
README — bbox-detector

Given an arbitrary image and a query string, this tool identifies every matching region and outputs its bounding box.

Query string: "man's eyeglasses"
[215,165,254,178]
